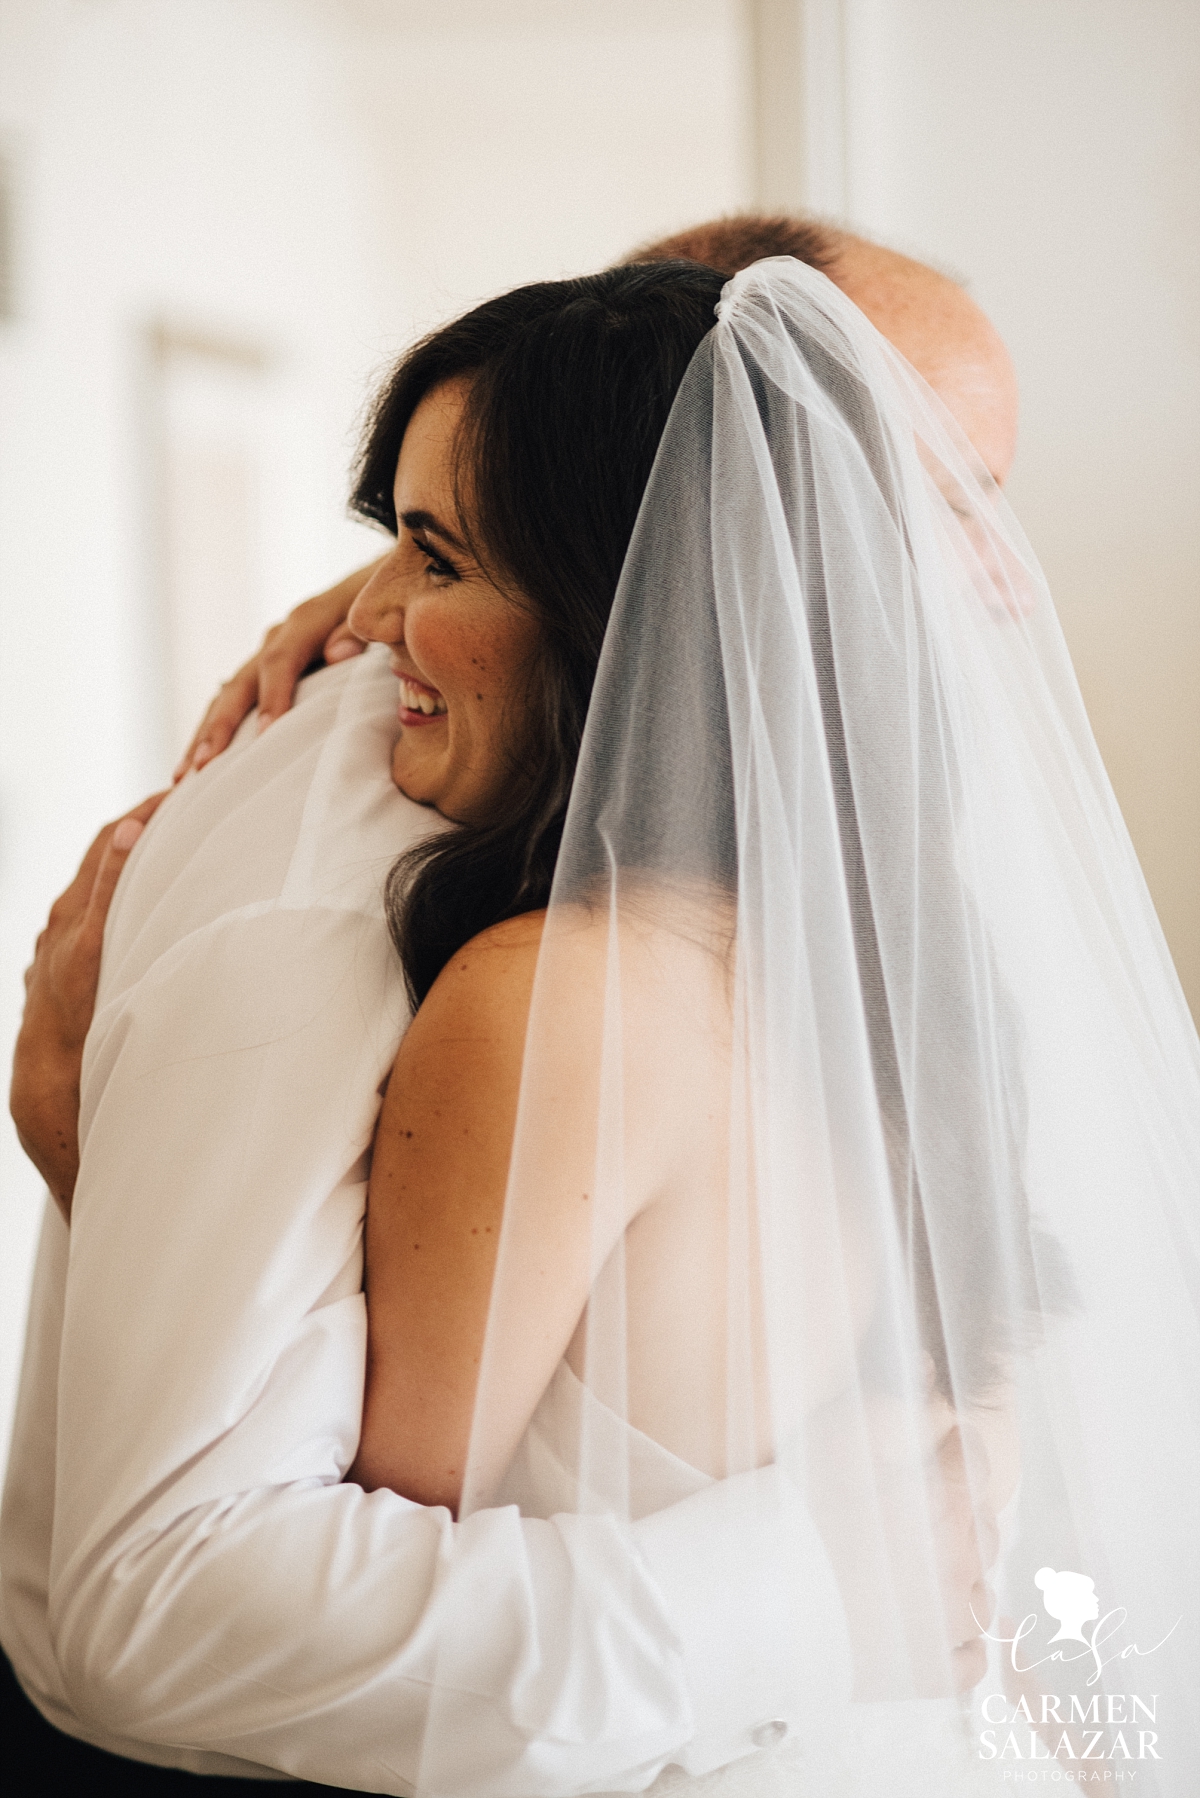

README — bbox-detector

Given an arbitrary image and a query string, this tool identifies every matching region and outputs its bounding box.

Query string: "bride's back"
[528,888,878,1482]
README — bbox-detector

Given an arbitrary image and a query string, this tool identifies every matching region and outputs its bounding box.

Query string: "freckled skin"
[347,921,538,1509]
[346,378,541,824]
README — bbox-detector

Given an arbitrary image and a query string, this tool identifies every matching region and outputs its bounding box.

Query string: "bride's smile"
[346,374,540,826]
[393,672,448,718]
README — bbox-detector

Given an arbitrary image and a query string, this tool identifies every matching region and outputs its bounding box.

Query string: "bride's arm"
[351,911,610,1509]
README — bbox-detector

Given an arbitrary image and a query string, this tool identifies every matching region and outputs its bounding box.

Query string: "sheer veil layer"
[436,261,1200,1794]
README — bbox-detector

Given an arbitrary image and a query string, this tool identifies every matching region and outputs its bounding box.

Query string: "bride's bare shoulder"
[399,912,550,1066]
[401,884,733,1074]
[421,903,600,1000]
[432,907,548,977]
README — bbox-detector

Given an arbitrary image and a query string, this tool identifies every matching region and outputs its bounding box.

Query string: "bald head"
[626,214,1019,485]
[826,235,1018,485]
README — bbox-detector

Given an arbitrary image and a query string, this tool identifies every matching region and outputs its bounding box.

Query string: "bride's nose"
[347,555,405,645]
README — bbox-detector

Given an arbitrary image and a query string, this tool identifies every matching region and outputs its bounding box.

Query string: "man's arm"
[51,1437,835,1793]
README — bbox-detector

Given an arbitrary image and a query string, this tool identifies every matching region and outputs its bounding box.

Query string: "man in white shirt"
[3,214,1016,1793]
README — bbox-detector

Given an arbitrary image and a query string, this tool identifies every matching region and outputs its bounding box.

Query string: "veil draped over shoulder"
[424,262,1200,1794]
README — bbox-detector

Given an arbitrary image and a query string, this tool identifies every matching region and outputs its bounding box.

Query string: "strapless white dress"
[500,1363,1006,1798]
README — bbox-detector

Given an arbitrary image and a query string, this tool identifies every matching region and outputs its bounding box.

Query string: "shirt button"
[751,1720,788,1748]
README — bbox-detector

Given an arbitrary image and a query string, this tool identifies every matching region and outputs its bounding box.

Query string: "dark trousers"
[2,1651,361,1793]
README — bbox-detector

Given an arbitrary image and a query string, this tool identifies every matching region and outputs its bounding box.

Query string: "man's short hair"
[622,212,836,277]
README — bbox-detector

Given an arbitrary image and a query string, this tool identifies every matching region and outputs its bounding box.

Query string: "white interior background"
[1,0,1196,1471]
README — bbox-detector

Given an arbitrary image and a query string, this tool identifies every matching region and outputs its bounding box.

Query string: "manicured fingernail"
[326,639,363,662]
[192,740,213,769]
[113,818,145,852]
[256,713,273,736]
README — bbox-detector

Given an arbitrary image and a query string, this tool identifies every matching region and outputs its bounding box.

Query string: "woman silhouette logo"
[1035,1567,1101,1644]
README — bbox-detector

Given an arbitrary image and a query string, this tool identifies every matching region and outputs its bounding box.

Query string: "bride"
[12,257,1200,1794]
[342,255,1200,1794]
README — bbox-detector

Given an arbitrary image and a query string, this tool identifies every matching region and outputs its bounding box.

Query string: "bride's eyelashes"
[412,536,461,583]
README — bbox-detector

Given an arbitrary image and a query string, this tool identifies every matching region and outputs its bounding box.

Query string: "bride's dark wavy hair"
[351,261,727,1008]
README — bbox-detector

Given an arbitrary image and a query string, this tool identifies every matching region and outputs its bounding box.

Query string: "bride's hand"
[9,792,168,1223]
[172,559,385,783]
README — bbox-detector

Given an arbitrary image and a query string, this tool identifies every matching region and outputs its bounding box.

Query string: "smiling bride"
[9,255,1200,1797]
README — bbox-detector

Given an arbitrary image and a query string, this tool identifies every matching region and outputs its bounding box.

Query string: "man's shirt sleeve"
[44,662,851,1791]
[46,900,849,1791]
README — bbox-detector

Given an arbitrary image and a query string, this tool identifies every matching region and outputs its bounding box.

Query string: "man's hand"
[10,792,168,1222]
[810,1384,1001,1701]
[173,559,385,782]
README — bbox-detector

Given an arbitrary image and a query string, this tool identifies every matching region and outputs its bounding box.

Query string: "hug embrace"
[6,217,1199,1797]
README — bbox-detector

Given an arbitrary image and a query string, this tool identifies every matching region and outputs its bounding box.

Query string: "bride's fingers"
[22,794,168,1053]
[45,818,124,929]
[80,825,141,944]
[323,620,366,664]
[82,793,168,945]
[255,589,366,732]
[173,665,259,781]
[173,566,383,780]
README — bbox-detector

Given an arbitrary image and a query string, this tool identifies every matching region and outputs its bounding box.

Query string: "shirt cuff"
[632,1465,853,1777]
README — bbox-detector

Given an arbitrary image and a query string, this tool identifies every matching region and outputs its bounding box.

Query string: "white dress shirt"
[0,647,852,1792]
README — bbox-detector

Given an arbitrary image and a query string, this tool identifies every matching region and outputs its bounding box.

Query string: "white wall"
[836,0,1200,1016]
[345,0,753,328]
[0,0,752,1467]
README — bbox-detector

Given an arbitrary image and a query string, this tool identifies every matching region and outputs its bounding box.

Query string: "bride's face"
[347,377,541,823]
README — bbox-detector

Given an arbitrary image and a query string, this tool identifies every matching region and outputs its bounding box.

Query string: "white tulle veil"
[426,260,1200,1793]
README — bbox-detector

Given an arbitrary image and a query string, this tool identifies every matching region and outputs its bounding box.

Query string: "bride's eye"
[413,537,460,583]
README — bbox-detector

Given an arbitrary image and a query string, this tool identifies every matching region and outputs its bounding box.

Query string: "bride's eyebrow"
[400,509,467,554]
